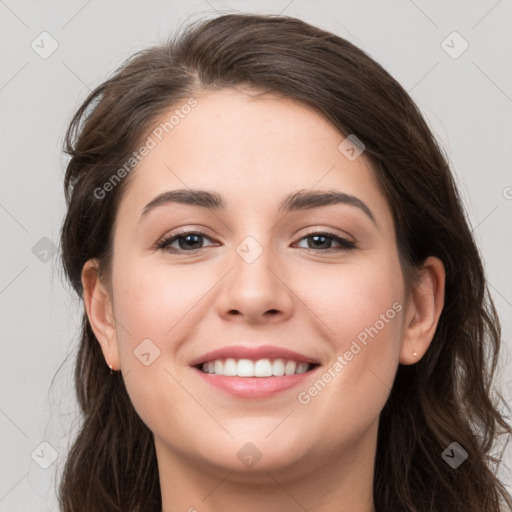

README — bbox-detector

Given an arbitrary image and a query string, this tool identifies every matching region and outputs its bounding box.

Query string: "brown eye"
[157,231,217,253]
[295,232,356,252]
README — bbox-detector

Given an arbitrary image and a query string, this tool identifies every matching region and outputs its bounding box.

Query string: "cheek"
[109,258,223,408]
[111,260,207,346]
[298,254,405,406]
[294,255,405,434]
[304,255,404,351]
[109,261,198,431]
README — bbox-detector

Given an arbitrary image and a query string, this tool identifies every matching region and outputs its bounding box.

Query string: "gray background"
[1,0,511,510]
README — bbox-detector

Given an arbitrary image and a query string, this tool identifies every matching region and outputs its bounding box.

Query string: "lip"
[192,366,320,398]
[189,344,321,366]
[189,344,321,399]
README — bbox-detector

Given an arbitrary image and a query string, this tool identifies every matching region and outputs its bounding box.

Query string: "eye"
[294,231,356,252]
[156,229,356,254]
[156,230,217,253]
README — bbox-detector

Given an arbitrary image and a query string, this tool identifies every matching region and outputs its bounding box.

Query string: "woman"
[58,12,512,512]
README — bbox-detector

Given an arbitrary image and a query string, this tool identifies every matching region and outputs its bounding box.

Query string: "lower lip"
[193,367,319,398]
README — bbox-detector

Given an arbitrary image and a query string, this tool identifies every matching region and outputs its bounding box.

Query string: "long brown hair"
[58,13,512,511]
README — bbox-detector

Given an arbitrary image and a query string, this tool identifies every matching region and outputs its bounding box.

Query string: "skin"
[82,87,445,512]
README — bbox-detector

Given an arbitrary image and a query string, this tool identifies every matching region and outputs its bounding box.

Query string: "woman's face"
[94,87,412,478]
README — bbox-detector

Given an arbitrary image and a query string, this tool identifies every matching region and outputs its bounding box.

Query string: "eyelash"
[155,229,357,254]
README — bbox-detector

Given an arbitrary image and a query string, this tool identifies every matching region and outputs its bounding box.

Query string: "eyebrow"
[140,188,377,226]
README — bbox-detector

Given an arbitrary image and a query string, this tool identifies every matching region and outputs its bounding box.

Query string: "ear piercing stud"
[412,351,418,357]
[108,363,113,375]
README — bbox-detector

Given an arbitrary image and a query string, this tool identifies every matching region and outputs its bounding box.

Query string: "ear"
[81,259,120,370]
[400,256,445,365]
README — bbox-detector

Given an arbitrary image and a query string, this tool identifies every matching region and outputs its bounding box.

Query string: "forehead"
[117,87,390,225]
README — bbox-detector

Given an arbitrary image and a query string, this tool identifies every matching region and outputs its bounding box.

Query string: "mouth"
[194,358,318,377]
[190,345,321,398]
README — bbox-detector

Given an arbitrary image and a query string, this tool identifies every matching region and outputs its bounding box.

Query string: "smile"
[200,358,314,377]
[190,344,320,397]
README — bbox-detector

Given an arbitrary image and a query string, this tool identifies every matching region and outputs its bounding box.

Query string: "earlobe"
[399,256,445,365]
[81,259,120,370]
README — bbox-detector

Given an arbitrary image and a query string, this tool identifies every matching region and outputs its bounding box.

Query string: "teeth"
[284,360,297,375]
[296,362,309,374]
[224,358,237,376]
[238,359,254,377]
[254,359,272,377]
[272,359,285,376]
[200,358,312,377]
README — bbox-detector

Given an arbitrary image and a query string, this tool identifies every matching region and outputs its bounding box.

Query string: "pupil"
[180,234,201,250]
[310,235,329,249]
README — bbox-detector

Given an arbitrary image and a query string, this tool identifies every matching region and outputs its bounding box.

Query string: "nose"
[215,236,295,325]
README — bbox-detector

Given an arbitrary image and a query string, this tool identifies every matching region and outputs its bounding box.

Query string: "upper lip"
[189,344,321,366]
